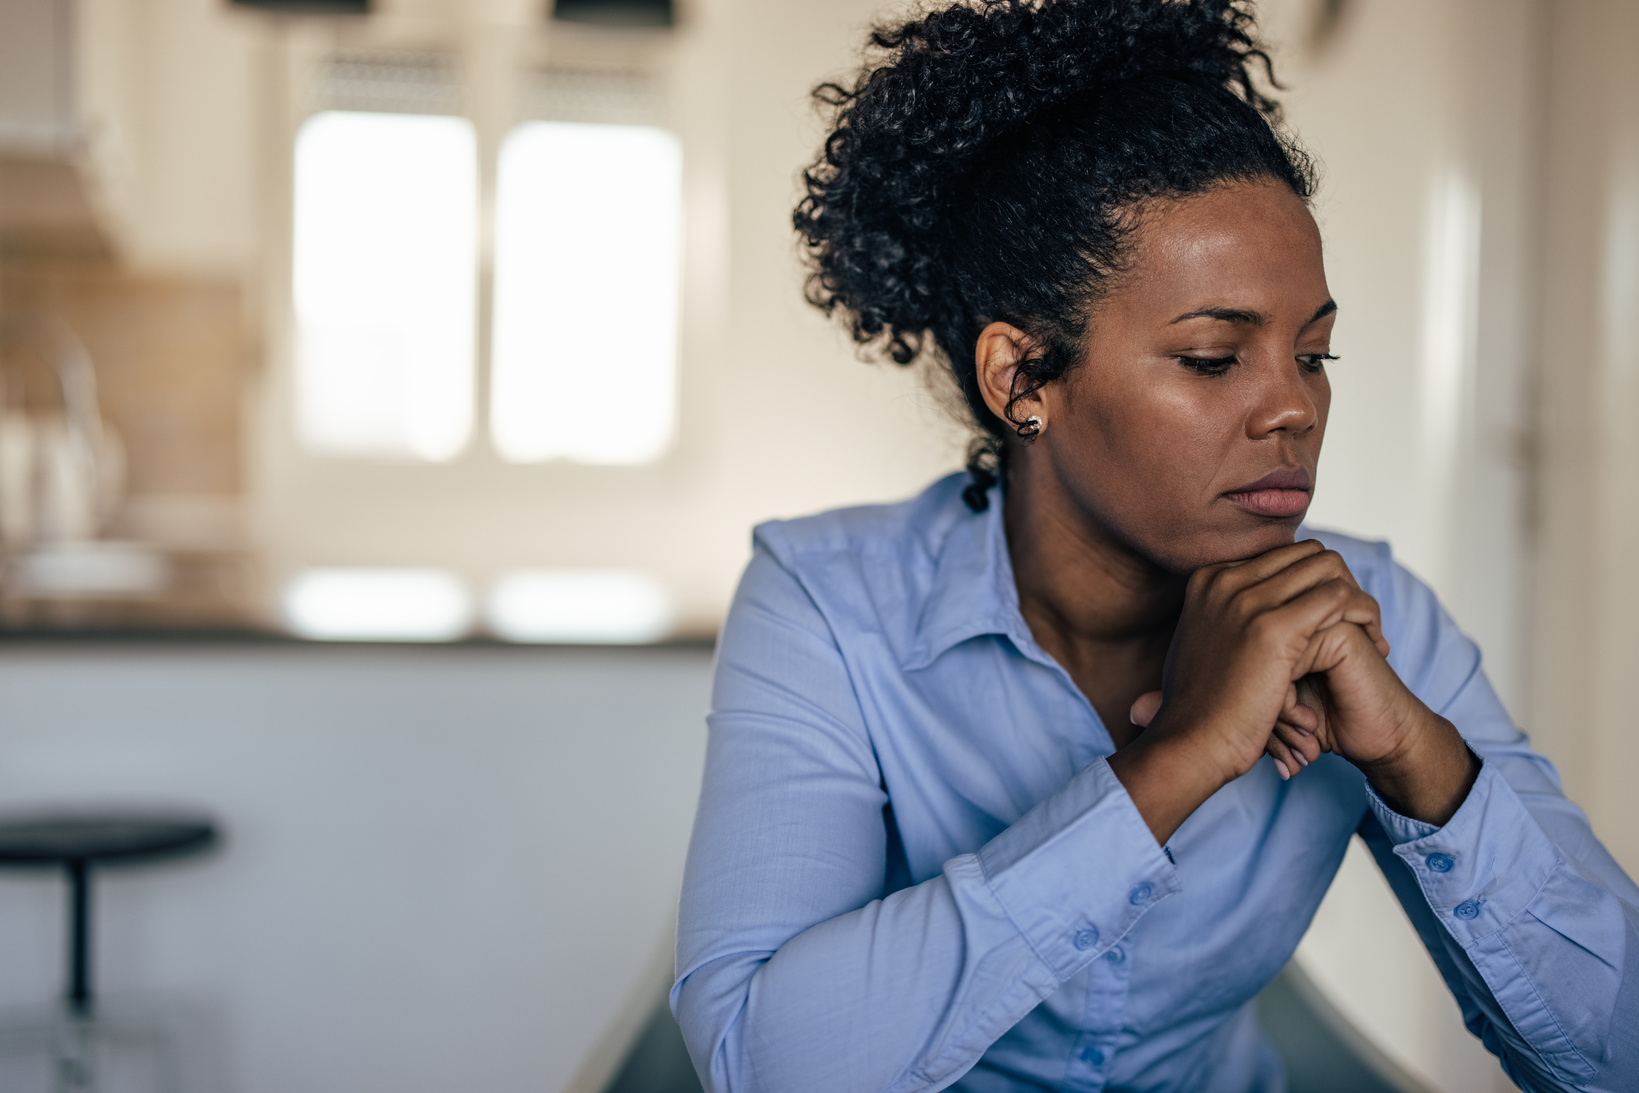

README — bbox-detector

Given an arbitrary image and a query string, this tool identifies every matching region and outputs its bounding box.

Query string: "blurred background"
[0,0,1633,1090]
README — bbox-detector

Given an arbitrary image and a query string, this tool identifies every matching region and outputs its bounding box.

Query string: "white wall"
[77,0,263,277]
[0,644,711,1093]
[1528,0,1639,887]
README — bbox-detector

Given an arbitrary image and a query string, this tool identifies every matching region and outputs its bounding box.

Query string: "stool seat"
[0,816,215,866]
[0,810,217,1032]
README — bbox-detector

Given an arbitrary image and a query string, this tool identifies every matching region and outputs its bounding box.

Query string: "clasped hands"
[1111,540,1478,838]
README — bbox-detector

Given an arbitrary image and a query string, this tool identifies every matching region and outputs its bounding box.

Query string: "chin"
[1217,518,1306,561]
[1154,519,1304,572]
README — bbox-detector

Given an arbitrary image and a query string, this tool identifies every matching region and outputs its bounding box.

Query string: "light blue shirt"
[674,474,1639,1092]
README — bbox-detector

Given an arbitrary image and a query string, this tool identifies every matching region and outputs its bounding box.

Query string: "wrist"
[1354,712,1479,827]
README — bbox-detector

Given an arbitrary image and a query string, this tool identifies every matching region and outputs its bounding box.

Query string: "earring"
[1015,415,1043,443]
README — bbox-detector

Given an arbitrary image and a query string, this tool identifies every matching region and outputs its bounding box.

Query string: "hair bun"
[798,0,1277,361]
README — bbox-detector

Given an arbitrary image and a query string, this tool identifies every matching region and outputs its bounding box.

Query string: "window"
[291,110,478,461]
[276,58,687,644]
[489,120,683,464]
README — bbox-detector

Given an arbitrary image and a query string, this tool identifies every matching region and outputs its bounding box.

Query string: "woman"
[673,1,1639,1089]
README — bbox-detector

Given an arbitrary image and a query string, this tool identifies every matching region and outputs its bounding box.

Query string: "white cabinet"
[0,0,113,255]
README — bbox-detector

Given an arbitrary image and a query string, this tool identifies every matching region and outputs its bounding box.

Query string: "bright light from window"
[284,568,473,642]
[490,122,682,464]
[485,569,673,643]
[293,111,478,461]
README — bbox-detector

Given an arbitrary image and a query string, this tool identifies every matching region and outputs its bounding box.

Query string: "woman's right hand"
[1109,540,1388,842]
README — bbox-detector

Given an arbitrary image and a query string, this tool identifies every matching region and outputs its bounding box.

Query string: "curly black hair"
[794,0,1316,511]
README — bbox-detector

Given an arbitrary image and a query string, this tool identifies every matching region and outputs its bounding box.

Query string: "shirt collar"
[902,484,1032,670]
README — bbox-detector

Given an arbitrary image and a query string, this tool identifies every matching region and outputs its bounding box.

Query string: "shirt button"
[1080,1045,1105,1066]
[1128,883,1153,905]
[1072,928,1100,950]
[1426,853,1455,873]
[1454,900,1481,920]
[1104,946,1125,964]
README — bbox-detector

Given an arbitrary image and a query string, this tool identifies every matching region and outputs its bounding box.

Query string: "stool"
[0,813,217,1093]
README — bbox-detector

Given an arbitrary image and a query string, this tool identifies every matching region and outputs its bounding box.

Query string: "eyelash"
[1175,353,1339,376]
[1176,355,1237,376]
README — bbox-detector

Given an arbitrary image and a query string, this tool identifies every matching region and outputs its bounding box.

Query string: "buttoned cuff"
[1367,757,1561,942]
[975,757,1179,981]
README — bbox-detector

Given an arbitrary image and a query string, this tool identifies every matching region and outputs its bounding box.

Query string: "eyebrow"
[1168,300,1338,327]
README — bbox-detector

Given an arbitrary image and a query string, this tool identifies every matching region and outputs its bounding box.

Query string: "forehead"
[1114,181,1327,307]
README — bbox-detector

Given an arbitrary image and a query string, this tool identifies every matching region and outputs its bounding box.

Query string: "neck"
[1002,458,1184,741]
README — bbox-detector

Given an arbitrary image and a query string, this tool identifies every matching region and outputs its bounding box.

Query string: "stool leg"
[54,1013,94,1093]
[66,860,92,1016]
[57,860,97,1093]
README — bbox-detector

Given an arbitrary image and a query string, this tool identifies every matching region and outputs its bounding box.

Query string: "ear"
[974,321,1047,430]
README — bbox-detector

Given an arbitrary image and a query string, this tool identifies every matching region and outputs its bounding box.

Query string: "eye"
[1177,354,1236,376]
[1299,352,1339,373]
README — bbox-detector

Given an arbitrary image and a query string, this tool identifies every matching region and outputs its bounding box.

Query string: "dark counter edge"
[0,627,719,651]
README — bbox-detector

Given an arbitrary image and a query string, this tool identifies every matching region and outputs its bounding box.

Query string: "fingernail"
[1295,753,1308,767]
[1274,759,1290,780]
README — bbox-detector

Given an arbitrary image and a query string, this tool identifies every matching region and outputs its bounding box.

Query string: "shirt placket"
[1065,939,1132,1091]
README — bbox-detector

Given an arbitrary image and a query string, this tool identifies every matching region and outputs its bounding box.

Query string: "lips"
[1223,467,1313,519]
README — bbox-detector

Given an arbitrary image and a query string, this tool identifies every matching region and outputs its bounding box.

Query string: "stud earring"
[1016,415,1043,442]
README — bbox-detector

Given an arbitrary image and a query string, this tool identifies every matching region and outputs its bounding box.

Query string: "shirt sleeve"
[1357,550,1639,1092]
[671,544,1179,1093]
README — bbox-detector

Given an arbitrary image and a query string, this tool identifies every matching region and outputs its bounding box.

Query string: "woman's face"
[1004,179,1335,573]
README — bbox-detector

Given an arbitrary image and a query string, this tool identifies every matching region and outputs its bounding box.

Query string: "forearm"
[678,865,1035,1093]
[677,759,1179,1092]
[1364,757,1639,1089]
[1106,730,1228,844]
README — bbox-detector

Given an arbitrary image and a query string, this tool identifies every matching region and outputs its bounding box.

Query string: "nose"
[1245,353,1320,439]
